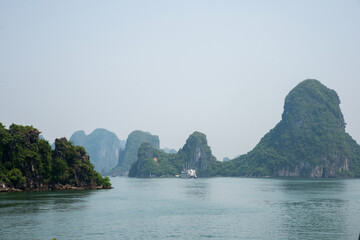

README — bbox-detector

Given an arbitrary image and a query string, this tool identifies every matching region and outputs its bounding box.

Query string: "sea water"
[0,177,359,240]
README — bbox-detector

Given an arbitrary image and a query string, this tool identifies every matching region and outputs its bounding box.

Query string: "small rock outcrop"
[223,157,230,162]
[162,148,177,154]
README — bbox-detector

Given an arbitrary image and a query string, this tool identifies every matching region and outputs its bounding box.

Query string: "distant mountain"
[221,79,360,177]
[162,148,177,154]
[129,131,220,178]
[119,140,126,150]
[70,129,122,174]
[109,130,159,176]
[223,157,230,162]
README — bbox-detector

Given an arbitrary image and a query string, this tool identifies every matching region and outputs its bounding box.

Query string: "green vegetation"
[108,130,160,176]
[0,123,111,190]
[176,131,220,177]
[129,79,360,178]
[3,79,360,181]
[128,143,180,178]
[129,143,178,177]
[129,132,220,178]
[219,79,360,177]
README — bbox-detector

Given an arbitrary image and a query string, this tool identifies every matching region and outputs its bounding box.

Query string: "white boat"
[180,163,197,178]
[187,169,197,178]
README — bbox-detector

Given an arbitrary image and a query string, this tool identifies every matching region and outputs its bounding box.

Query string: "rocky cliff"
[70,129,122,174]
[128,143,159,178]
[109,130,160,176]
[224,79,360,177]
[177,132,218,177]
[129,131,219,178]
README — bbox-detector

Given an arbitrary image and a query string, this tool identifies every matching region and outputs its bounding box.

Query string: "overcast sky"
[1,0,359,160]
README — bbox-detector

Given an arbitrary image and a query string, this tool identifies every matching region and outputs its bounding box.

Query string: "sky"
[1,0,359,160]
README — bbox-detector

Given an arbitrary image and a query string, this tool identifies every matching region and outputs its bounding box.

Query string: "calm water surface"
[0,177,359,239]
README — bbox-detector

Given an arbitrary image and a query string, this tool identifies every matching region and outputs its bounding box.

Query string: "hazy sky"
[1,0,359,160]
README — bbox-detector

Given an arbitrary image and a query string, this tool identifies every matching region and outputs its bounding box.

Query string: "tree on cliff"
[109,130,159,176]
[129,132,220,178]
[0,124,111,190]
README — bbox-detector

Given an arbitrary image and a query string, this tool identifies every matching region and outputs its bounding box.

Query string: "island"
[129,131,219,178]
[0,124,111,192]
[220,79,360,177]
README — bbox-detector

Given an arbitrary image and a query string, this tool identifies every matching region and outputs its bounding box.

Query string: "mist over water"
[1,177,359,240]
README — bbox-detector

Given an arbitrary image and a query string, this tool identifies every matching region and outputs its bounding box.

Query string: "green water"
[0,177,359,239]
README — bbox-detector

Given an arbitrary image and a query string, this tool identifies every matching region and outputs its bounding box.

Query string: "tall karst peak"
[70,128,122,174]
[282,79,345,130]
[109,130,160,176]
[223,79,360,178]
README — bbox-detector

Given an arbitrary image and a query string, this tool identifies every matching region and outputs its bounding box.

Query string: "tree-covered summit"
[221,79,360,177]
[108,130,159,176]
[0,123,111,191]
[177,131,218,177]
[282,79,345,130]
[129,131,220,178]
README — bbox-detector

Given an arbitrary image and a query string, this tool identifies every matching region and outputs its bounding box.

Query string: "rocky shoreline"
[0,182,112,192]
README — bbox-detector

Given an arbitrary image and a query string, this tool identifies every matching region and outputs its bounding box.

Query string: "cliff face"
[177,132,218,177]
[70,129,122,174]
[0,124,111,191]
[110,130,160,176]
[129,143,156,178]
[229,79,360,177]
[129,131,219,178]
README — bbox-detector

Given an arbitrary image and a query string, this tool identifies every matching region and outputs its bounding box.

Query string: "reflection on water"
[0,190,93,215]
[277,179,349,239]
[0,190,97,240]
[184,180,210,200]
[280,179,346,194]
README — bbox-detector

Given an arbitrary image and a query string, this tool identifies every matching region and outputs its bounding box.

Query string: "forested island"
[129,131,219,177]
[129,79,360,178]
[219,79,360,177]
[0,124,111,192]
